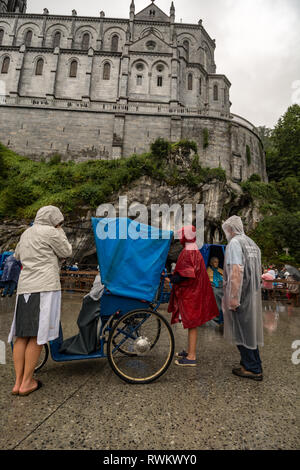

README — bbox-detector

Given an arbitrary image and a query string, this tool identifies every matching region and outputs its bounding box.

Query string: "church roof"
[135,1,170,22]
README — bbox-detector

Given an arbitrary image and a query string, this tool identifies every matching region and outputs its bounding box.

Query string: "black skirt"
[15,293,40,338]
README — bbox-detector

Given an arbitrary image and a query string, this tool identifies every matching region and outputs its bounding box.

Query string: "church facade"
[0,1,267,182]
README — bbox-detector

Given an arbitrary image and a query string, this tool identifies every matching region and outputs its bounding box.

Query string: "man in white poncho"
[222,216,264,381]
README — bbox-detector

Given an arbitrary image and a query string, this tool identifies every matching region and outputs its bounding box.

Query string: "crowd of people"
[2,204,299,396]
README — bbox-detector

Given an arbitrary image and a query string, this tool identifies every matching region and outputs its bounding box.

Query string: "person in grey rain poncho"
[8,206,72,396]
[222,216,264,381]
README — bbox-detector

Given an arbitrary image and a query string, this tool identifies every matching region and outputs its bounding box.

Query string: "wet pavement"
[0,293,299,450]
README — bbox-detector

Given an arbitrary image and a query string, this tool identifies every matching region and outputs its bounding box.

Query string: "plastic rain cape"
[222,217,264,349]
[92,218,173,302]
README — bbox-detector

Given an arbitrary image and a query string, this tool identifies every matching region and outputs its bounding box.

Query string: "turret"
[130,0,135,21]
[170,1,175,23]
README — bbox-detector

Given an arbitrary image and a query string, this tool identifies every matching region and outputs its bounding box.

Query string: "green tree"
[266,104,300,181]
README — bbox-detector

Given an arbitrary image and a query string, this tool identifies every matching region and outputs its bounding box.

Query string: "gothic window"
[213,84,218,101]
[69,60,78,78]
[35,58,44,76]
[183,40,189,62]
[0,29,4,46]
[137,75,142,86]
[157,76,163,87]
[25,30,33,47]
[188,73,193,91]
[1,56,10,74]
[82,33,90,50]
[53,31,61,48]
[103,62,111,80]
[111,35,119,52]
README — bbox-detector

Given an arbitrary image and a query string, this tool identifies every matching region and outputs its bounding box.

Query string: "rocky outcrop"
[0,176,263,266]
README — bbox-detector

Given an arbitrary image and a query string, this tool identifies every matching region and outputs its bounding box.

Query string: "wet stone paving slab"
[0,293,299,450]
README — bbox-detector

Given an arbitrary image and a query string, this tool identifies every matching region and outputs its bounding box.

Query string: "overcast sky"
[28,0,300,128]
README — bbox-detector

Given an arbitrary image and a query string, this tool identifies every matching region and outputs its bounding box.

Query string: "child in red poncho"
[167,226,219,366]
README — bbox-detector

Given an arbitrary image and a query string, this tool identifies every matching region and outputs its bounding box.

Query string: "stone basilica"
[0,0,267,181]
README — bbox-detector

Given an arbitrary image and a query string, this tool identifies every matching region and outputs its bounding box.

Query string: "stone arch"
[24,29,33,46]
[75,24,98,38]
[201,41,213,69]
[111,34,119,52]
[81,32,90,50]
[67,57,80,78]
[102,61,112,80]
[45,23,69,36]
[103,26,126,51]
[16,22,41,43]
[187,72,193,91]
[75,25,97,49]
[0,21,12,43]
[45,23,68,47]
[151,59,169,72]
[140,27,163,40]
[131,59,149,88]
[177,32,197,45]
[0,55,10,74]
[35,57,44,76]
[53,30,62,48]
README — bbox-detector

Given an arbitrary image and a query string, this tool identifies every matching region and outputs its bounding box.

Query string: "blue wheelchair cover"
[200,244,226,268]
[92,218,173,302]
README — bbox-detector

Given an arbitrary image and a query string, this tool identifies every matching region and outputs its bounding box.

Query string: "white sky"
[28,0,300,128]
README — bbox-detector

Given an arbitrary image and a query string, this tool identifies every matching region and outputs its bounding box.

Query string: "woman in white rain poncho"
[222,216,264,381]
[8,206,72,396]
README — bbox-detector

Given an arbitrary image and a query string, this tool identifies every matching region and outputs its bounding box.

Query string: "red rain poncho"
[168,226,219,329]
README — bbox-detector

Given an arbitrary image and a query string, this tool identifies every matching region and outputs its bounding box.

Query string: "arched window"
[0,29,4,46]
[53,31,61,48]
[25,30,33,47]
[213,84,218,101]
[187,73,193,91]
[69,60,78,78]
[111,35,119,52]
[1,56,10,74]
[183,40,189,62]
[35,58,44,76]
[103,62,111,80]
[82,33,90,50]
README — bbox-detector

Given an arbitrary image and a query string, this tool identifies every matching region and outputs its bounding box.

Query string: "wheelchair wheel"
[107,309,174,384]
[35,344,49,372]
[110,314,161,357]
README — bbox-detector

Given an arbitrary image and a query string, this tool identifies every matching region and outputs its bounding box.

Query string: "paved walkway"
[0,293,299,450]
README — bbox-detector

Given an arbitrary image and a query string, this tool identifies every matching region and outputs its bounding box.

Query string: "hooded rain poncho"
[222,216,263,349]
[168,226,219,329]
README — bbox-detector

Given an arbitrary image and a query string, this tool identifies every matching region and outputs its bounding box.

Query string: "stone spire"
[130,0,135,21]
[170,1,175,23]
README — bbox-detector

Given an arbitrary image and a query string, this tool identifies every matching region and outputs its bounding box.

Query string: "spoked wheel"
[110,313,161,357]
[107,309,174,384]
[35,344,49,372]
